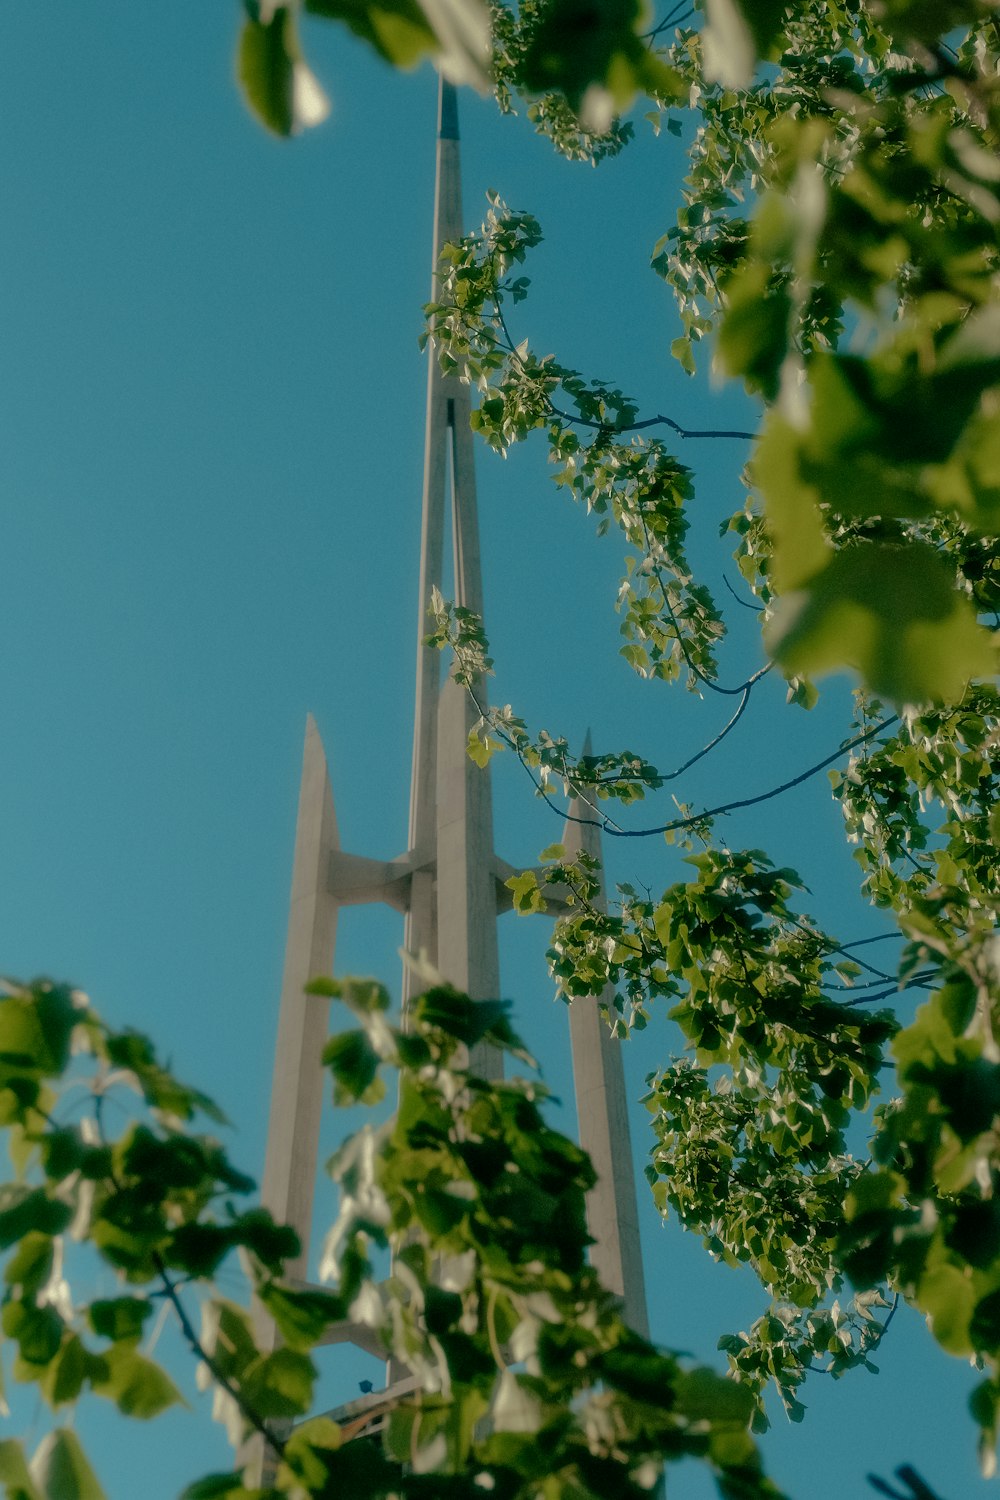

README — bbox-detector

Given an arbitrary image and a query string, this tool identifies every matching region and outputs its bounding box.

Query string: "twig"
[155,1253,285,1459]
[555,717,900,839]
[91,1093,282,1459]
[644,1,694,42]
[489,294,755,442]
[547,401,756,441]
[839,933,903,952]
[638,509,770,697]
[722,573,764,613]
[657,687,753,781]
[837,976,934,1008]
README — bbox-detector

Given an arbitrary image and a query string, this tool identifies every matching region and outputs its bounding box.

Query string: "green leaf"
[336,976,391,1015]
[281,1416,343,1489]
[671,335,696,375]
[716,264,791,400]
[0,985,79,1078]
[322,1030,382,1105]
[970,1289,1000,1351]
[2,1299,64,1367]
[304,0,437,68]
[918,1261,977,1356]
[104,1030,227,1123]
[0,1439,42,1500]
[40,1334,88,1408]
[765,543,997,704]
[518,0,684,129]
[754,416,829,590]
[305,0,489,88]
[702,0,789,86]
[237,11,295,136]
[677,1368,755,1422]
[29,1430,106,1500]
[230,1207,300,1272]
[259,1281,345,1351]
[466,727,502,768]
[179,1477,256,1500]
[505,869,547,914]
[4,1233,55,1297]
[415,988,516,1049]
[88,1297,153,1345]
[237,8,329,138]
[241,1346,316,1421]
[92,1344,185,1420]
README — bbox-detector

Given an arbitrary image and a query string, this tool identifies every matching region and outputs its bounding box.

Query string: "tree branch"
[546,717,901,840]
[154,1253,286,1461]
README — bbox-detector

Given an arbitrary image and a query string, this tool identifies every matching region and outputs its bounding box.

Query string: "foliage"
[399,0,1000,1478]
[0,978,788,1499]
[9,0,1000,1495]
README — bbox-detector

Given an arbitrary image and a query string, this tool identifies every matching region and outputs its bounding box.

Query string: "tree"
[3,2,999,1496]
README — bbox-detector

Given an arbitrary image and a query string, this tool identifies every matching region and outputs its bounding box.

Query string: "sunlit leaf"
[30,1430,106,1500]
[93,1345,185,1419]
[766,543,997,703]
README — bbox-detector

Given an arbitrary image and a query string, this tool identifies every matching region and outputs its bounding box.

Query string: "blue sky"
[0,5,987,1497]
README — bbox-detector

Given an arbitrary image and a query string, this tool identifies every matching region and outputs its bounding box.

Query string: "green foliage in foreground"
[0,978,787,1500]
[11,0,998,1493]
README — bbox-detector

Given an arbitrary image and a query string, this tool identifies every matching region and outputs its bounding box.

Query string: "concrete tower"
[253,78,648,1458]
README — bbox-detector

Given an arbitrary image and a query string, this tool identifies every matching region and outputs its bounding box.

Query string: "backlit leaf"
[30,1430,106,1500]
[766,544,996,703]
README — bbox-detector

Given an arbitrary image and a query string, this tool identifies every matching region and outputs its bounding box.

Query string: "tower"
[254,76,648,1453]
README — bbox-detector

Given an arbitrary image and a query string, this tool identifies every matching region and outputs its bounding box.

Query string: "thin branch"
[883,1292,900,1335]
[838,933,903,952]
[468,661,899,841]
[786,917,898,983]
[489,294,755,442]
[91,1093,283,1460]
[837,975,934,1008]
[561,716,901,840]
[545,400,756,441]
[469,678,756,826]
[826,967,933,994]
[722,573,765,612]
[867,1466,945,1500]
[154,1253,286,1460]
[656,686,753,781]
[644,1,694,42]
[638,508,771,696]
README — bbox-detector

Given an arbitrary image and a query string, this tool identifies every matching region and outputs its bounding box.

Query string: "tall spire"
[563,733,650,1337]
[405,77,501,1077]
[249,81,649,1477]
[261,714,340,1284]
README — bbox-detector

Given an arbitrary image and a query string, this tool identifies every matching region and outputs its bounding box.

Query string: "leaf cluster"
[0,976,791,1500]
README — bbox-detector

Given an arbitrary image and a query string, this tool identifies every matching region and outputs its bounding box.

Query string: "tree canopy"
[4,2,1000,1498]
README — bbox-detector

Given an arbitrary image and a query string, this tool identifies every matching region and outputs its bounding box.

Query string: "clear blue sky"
[0,6,984,1497]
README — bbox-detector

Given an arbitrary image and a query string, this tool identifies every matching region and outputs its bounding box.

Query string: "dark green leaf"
[237,11,295,137]
[29,1430,106,1500]
[322,1030,381,1104]
[259,1281,345,1351]
[88,1297,153,1344]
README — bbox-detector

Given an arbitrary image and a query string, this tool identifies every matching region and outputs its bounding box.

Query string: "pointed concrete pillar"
[404,79,502,1077]
[260,715,340,1290]
[403,79,460,1002]
[563,734,650,1336]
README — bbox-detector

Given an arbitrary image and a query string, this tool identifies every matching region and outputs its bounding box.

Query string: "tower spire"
[405,75,501,1076]
[250,80,648,1477]
[563,731,650,1337]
